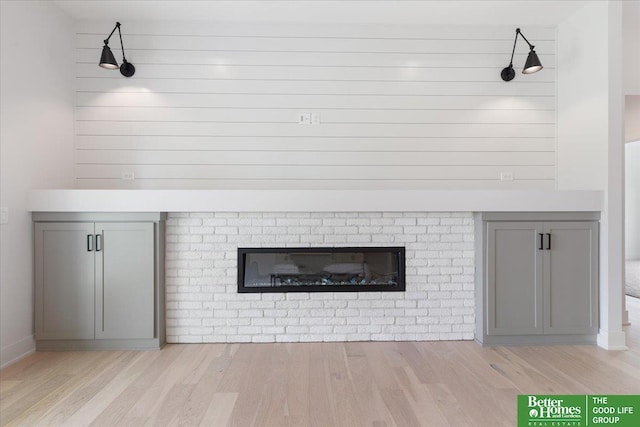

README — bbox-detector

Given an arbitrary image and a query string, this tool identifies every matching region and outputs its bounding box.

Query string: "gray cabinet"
[475,213,599,345]
[34,213,166,350]
[95,222,155,340]
[486,221,544,336]
[543,222,598,335]
[35,223,96,340]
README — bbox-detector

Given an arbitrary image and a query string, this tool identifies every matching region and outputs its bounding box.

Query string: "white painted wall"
[623,0,640,263]
[557,1,626,350]
[606,2,626,341]
[623,0,640,96]
[74,21,557,190]
[626,95,640,262]
[0,1,75,367]
[627,140,640,260]
[557,2,609,190]
[627,97,640,143]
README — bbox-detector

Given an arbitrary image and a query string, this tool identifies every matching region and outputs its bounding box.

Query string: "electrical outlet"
[121,171,135,181]
[298,113,311,125]
[0,207,8,225]
[311,113,321,125]
[500,172,514,181]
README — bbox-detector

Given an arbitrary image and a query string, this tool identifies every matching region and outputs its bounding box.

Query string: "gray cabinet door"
[35,223,95,340]
[486,222,544,336]
[543,222,599,334]
[95,222,155,339]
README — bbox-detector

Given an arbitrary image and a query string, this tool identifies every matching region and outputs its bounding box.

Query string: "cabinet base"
[476,334,597,347]
[36,338,165,351]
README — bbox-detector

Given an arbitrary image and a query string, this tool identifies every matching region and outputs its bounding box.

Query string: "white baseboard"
[597,329,628,350]
[0,335,36,369]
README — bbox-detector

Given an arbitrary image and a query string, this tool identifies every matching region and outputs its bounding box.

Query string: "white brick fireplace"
[165,211,475,343]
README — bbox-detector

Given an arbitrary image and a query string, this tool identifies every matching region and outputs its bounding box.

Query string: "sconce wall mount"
[501,28,543,81]
[99,22,135,77]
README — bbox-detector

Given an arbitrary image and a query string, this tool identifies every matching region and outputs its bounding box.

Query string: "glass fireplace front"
[237,247,405,293]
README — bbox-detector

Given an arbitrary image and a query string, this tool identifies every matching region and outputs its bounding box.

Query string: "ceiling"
[53,0,588,25]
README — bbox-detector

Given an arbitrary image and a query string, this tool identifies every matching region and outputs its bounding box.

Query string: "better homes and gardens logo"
[523,395,583,425]
[518,395,640,427]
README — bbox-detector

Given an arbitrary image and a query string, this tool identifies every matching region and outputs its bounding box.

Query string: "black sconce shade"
[523,49,543,74]
[501,28,543,81]
[99,45,118,69]
[99,22,135,77]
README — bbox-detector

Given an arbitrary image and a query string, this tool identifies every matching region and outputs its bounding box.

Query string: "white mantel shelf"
[28,190,604,213]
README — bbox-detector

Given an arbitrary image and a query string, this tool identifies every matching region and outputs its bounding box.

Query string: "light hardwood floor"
[2,297,640,427]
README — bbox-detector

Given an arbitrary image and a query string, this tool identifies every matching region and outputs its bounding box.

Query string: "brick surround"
[165,212,475,343]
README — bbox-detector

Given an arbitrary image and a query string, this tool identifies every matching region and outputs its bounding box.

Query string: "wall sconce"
[99,22,135,77]
[500,28,543,81]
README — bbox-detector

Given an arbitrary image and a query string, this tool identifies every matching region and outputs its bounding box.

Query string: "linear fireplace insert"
[238,247,405,293]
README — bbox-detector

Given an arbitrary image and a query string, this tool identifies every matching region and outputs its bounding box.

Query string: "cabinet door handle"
[546,233,551,250]
[87,234,93,252]
[538,233,544,250]
[96,234,102,251]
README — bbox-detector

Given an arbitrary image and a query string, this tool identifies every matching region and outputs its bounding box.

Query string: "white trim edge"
[0,335,36,369]
[597,329,628,350]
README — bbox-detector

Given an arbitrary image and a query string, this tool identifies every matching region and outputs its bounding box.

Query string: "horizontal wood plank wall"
[74,22,556,189]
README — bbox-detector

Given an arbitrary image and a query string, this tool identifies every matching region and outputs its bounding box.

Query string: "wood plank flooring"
[2,297,640,426]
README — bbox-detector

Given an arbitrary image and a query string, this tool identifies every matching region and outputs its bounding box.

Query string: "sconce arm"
[508,28,535,67]
[103,22,120,45]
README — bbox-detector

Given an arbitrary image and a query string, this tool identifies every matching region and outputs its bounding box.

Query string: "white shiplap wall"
[75,22,556,189]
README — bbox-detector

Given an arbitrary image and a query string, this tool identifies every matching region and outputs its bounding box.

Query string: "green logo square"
[518,395,640,427]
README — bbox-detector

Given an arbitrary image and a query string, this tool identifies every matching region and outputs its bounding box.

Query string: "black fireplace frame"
[237,246,406,293]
